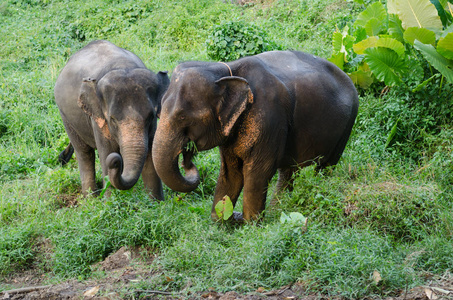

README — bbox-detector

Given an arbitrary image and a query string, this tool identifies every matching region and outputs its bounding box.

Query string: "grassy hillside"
[1,0,452,298]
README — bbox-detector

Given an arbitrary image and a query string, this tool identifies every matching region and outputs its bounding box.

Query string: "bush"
[206,20,282,62]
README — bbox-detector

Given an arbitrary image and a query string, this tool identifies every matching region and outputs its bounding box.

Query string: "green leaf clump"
[330,0,453,90]
[206,21,282,62]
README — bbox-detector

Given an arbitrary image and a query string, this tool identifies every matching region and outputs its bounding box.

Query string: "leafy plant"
[214,195,234,221]
[329,0,453,90]
[206,20,282,61]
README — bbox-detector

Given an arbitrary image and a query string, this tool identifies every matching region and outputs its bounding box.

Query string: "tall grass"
[1,0,452,298]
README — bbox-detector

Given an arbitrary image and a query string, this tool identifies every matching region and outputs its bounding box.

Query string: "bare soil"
[1,247,452,300]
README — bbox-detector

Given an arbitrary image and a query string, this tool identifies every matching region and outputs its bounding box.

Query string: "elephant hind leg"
[315,131,352,172]
[59,143,74,166]
[269,167,295,207]
[75,147,97,196]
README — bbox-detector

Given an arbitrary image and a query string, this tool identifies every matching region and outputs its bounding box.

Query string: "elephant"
[54,40,169,200]
[152,50,359,221]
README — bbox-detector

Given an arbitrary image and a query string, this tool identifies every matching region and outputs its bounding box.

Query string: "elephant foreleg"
[211,152,244,221]
[241,162,276,221]
[142,152,164,201]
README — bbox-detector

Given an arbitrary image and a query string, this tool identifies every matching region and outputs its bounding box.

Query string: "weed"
[1,0,452,298]
[206,20,282,61]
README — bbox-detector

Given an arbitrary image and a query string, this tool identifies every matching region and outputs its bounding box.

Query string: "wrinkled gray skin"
[55,40,169,200]
[153,50,359,221]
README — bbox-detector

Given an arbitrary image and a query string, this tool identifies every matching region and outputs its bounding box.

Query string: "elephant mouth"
[181,140,198,170]
[169,139,199,185]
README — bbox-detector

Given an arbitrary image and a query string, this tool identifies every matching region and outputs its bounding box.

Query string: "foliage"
[329,0,453,90]
[206,20,282,61]
[214,195,234,221]
[0,0,452,298]
[0,226,35,276]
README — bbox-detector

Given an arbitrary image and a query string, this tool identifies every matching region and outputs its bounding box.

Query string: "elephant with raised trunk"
[54,40,169,200]
[153,50,359,221]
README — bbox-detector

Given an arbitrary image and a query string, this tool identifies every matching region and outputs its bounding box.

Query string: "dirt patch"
[1,247,452,300]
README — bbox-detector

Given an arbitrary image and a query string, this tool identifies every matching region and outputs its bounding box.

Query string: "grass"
[1,0,453,298]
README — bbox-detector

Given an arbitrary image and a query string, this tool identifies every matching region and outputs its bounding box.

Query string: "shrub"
[206,20,282,62]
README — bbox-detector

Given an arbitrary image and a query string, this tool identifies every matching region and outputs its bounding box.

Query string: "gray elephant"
[54,40,169,199]
[152,50,359,221]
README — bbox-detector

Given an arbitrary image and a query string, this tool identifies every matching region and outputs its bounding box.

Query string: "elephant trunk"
[106,139,148,190]
[152,120,200,193]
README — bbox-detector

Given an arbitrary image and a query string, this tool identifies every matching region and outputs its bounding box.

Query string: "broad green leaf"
[438,32,453,59]
[376,38,406,57]
[354,37,405,57]
[100,176,111,198]
[403,27,436,45]
[365,18,383,36]
[431,0,453,27]
[354,27,368,43]
[280,212,308,226]
[388,0,398,14]
[412,73,441,92]
[332,31,344,53]
[445,1,453,17]
[364,47,406,86]
[353,36,379,54]
[385,119,399,148]
[280,212,291,224]
[288,212,308,225]
[346,54,365,70]
[390,0,442,31]
[388,14,405,42]
[215,195,234,220]
[355,2,387,27]
[443,23,453,36]
[349,69,375,89]
[328,52,345,70]
[344,34,356,50]
[414,40,453,83]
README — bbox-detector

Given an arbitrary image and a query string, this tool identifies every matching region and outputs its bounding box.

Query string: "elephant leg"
[269,167,296,206]
[211,152,244,221]
[63,122,97,196]
[74,147,97,196]
[241,162,276,221]
[142,152,164,201]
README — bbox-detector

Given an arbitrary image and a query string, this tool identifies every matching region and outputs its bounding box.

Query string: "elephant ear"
[215,76,254,137]
[77,77,107,130]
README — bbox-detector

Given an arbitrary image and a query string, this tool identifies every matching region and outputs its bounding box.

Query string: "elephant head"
[78,69,169,190]
[152,66,253,192]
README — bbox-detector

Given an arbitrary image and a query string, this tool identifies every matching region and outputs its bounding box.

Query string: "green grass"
[1,0,453,298]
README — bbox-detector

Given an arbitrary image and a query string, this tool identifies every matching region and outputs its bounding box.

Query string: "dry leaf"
[430,286,452,294]
[372,270,382,284]
[425,288,438,300]
[256,287,265,293]
[83,286,100,297]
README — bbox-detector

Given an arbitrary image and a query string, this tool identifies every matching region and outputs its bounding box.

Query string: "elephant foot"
[229,211,245,223]
[211,211,245,224]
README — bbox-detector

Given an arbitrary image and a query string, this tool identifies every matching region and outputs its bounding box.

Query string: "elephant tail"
[59,143,74,166]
